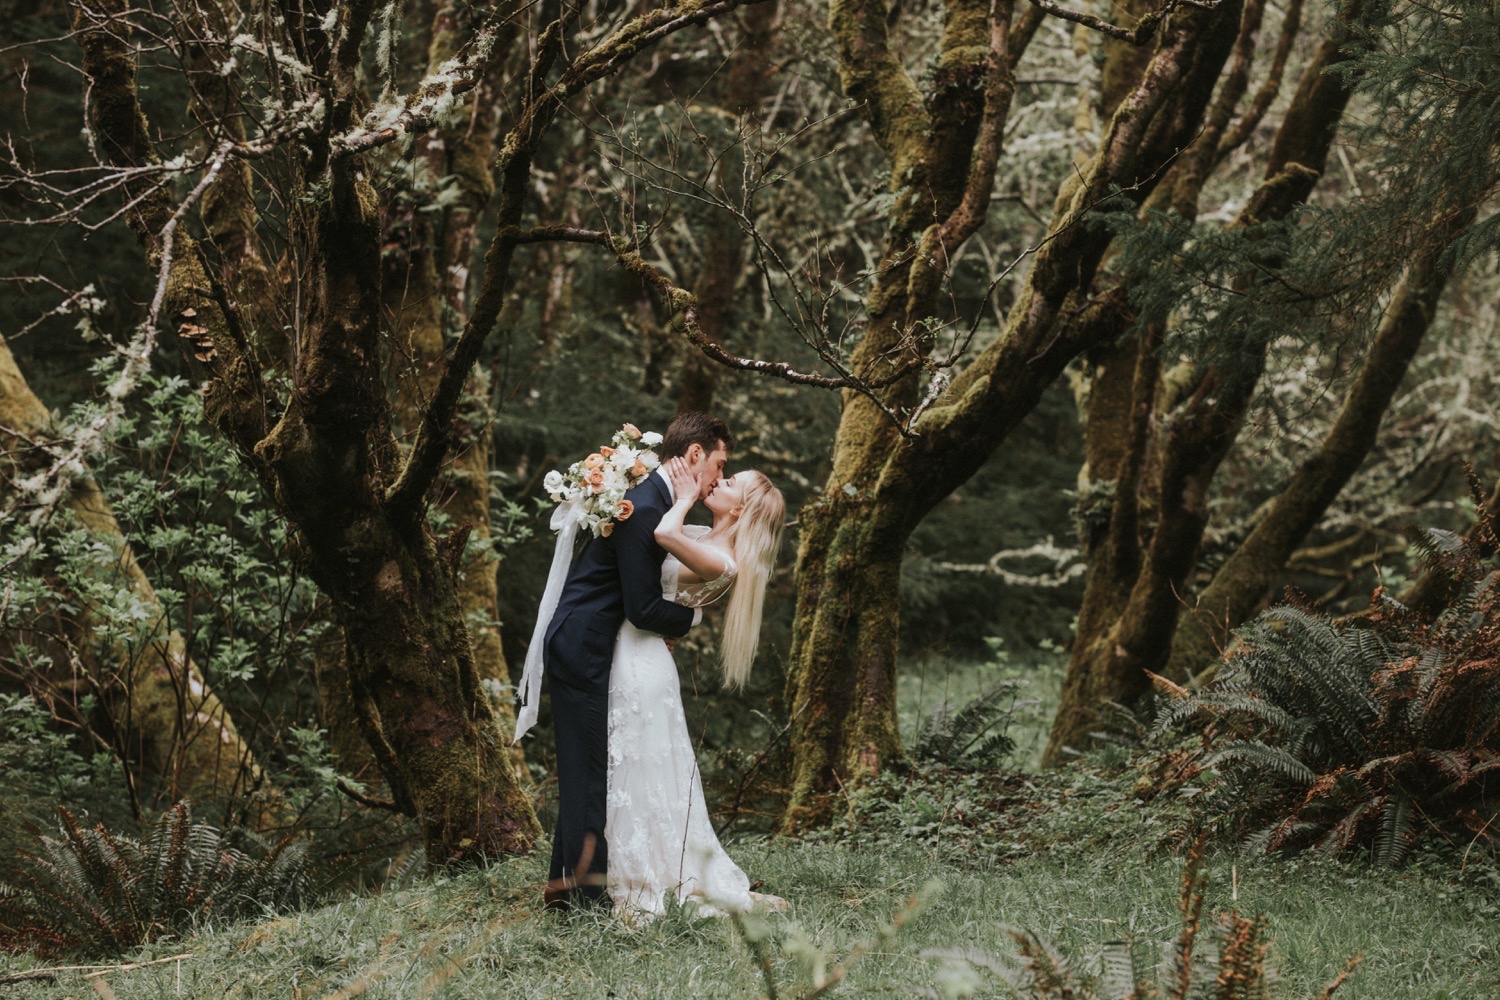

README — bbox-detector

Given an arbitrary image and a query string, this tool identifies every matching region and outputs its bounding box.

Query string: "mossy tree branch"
[905,0,1242,508]
[385,0,776,525]
[778,0,1239,829]
[1041,1,1376,762]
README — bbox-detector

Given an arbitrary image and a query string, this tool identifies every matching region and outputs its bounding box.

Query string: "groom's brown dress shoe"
[543,882,572,911]
[543,877,611,912]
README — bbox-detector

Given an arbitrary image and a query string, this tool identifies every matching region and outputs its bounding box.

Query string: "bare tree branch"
[1028,0,1223,44]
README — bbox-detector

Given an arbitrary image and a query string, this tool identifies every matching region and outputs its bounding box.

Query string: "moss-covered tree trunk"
[782,0,1240,828]
[251,159,539,865]
[74,0,763,862]
[74,0,538,864]
[380,0,527,775]
[0,338,277,825]
[1164,204,1480,681]
[1042,11,1372,763]
[781,0,997,827]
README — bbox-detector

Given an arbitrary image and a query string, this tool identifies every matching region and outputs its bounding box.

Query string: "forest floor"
[2,655,1497,998]
[1,838,1495,998]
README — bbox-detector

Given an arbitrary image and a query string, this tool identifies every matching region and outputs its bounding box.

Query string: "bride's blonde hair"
[720,471,785,689]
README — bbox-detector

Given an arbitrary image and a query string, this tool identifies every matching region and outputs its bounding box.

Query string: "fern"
[1206,742,1317,787]
[913,681,1019,770]
[0,802,308,957]
[1156,546,1500,865]
[1375,792,1415,867]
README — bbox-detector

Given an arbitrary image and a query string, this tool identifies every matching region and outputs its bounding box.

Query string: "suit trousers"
[548,673,610,906]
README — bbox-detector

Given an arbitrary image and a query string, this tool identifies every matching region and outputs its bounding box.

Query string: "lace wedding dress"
[605,528,753,918]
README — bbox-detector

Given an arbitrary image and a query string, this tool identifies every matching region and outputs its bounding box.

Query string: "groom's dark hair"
[661,412,735,460]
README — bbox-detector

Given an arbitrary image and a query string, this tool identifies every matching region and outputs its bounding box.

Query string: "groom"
[542,411,734,908]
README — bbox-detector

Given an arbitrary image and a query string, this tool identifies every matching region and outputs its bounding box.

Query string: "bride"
[605,456,786,918]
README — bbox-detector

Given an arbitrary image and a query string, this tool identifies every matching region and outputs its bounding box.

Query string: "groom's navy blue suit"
[543,470,694,905]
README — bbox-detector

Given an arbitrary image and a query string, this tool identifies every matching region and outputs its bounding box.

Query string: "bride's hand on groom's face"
[666,457,699,501]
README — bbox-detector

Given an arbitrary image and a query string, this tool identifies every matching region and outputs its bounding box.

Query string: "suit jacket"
[543,472,695,692]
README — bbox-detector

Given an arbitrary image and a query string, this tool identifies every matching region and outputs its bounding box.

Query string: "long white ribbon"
[514,498,586,742]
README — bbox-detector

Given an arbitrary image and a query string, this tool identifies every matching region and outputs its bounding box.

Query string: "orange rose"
[600,446,615,457]
[631,460,648,478]
[583,453,605,470]
[616,499,635,521]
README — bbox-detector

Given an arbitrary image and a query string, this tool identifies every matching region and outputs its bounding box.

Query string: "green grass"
[4,647,1497,998]
[3,833,1497,998]
[900,642,1065,771]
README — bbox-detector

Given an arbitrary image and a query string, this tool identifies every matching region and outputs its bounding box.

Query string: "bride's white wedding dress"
[606,527,754,918]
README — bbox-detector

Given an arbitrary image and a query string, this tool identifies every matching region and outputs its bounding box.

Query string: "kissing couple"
[515,412,787,920]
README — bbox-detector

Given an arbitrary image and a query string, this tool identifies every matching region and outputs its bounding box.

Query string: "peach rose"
[631,460,648,478]
[622,423,642,439]
[616,500,635,521]
[583,453,605,470]
[600,446,615,458]
[600,521,615,537]
[587,469,605,487]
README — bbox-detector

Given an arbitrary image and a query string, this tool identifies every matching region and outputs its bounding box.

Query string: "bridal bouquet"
[542,423,663,537]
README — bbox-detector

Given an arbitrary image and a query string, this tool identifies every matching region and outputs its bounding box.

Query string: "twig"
[805,890,933,997]
[729,911,780,1000]
[1028,0,1221,44]
[0,953,194,986]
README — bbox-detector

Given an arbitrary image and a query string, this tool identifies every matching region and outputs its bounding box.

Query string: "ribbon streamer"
[514,498,585,742]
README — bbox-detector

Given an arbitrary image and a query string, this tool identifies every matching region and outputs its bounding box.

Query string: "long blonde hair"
[720,471,785,689]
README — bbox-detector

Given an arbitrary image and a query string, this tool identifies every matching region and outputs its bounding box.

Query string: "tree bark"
[383,0,526,765]
[1042,5,1375,763]
[0,338,277,825]
[782,0,1015,829]
[74,0,538,865]
[181,0,284,367]
[780,0,1241,828]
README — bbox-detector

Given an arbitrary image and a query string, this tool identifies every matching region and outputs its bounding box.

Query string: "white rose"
[640,431,662,447]
[543,470,564,495]
[639,451,660,470]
